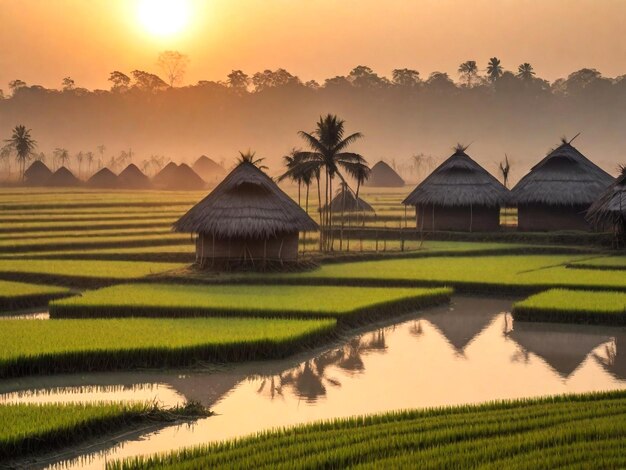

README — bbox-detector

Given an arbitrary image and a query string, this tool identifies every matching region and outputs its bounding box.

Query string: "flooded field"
[2,296,625,469]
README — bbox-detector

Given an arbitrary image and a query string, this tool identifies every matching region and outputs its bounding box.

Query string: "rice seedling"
[110,390,626,469]
[0,317,336,377]
[50,284,452,323]
[0,234,188,253]
[567,256,626,271]
[513,289,626,325]
[0,401,209,460]
[0,280,71,311]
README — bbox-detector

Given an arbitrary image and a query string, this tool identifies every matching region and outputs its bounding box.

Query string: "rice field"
[111,390,626,470]
[513,289,626,325]
[0,401,208,460]
[0,280,71,311]
[568,256,626,271]
[0,317,336,377]
[49,284,452,322]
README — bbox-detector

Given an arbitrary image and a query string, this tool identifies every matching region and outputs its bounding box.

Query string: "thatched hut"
[587,167,626,245]
[24,161,52,186]
[327,186,375,213]
[46,167,81,187]
[153,162,206,190]
[173,160,318,267]
[510,141,613,231]
[118,164,151,189]
[192,155,226,185]
[87,168,119,189]
[403,147,509,232]
[364,161,405,187]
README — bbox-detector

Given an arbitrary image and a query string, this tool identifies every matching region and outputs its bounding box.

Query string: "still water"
[2,297,625,469]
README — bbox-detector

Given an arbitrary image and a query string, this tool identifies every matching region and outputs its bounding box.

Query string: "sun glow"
[137,0,191,37]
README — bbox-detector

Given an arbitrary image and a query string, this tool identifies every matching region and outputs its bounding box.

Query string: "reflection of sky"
[2,297,624,469]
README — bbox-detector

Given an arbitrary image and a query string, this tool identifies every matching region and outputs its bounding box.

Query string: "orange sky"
[1,0,626,91]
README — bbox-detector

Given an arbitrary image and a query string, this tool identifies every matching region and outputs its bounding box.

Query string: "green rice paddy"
[0,317,336,377]
[0,280,70,311]
[50,284,452,321]
[513,289,626,325]
[568,256,626,271]
[111,390,626,470]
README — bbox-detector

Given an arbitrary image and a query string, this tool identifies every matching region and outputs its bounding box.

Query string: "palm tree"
[486,57,503,82]
[499,154,511,188]
[53,148,70,170]
[5,125,37,181]
[458,60,478,87]
[85,151,94,176]
[517,63,535,81]
[238,150,268,169]
[287,114,368,251]
[280,149,303,206]
[75,151,84,178]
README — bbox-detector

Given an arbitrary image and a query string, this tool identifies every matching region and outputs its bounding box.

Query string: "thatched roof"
[153,162,206,190]
[46,167,80,187]
[510,142,613,206]
[118,164,151,189]
[174,161,319,237]
[24,161,52,186]
[192,155,226,183]
[403,148,509,207]
[327,187,375,213]
[364,161,405,187]
[86,168,119,188]
[586,168,626,229]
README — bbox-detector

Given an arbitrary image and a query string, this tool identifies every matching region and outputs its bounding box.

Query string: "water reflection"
[1,297,624,470]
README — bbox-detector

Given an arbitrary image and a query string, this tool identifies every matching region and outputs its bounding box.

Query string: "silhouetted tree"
[517,63,535,81]
[157,50,189,87]
[348,66,388,88]
[458,61,479,87]
[62,77,75,91]
[131,70,168,92]
[85,151,94,175]
[499,154,511,188]
[486,57,503,82]
[53,148,70,170]
[109,71,131,92]
[226,70,250,91]
[425,72,456,92]
[5,125,37,180]
[392,69,421,87]
[8,80,26,95]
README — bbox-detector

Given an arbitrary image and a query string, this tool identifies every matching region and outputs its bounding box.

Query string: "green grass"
[513,289,626,325]
[0,280,71,311]
[0,401,208,461]
[271,255,626,294]
[50,284,452,322]
[110,390,626,470]
[0,317,336,378]
[568,256,626,271]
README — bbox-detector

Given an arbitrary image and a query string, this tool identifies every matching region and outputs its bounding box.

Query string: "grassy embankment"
[513,289,626,325]
[567,256,626,271]
[111,391,626,470]
[0,280,71,311]
[1,402,208,461]
[50,284,452,324]
[0,317,336,378]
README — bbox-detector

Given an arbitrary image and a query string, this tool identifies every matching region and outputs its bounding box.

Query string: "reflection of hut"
[422,303,496,355]
[327,186,375,213]
[118,164,151,189]
[403,146,508,232]
[153,162,206,190]
[594,333,626,380]
[510,140,613,231]
[508,322,611,378]
[192,156,226,185]
[173,160,318,267]
[364,161,405,187]
[46,167,80,187]
[86,168,118,189]
[24,161,52,186]
[587,167,626,245]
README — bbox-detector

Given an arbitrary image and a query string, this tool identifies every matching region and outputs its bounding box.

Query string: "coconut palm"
[280,149,303,206]
[5,125,37,181]
[458,60,478,87]
[288,114,368,251]
[517,63,535,81]
[487,57,503,82]
[85,151,94,176]
[53,148,70,170]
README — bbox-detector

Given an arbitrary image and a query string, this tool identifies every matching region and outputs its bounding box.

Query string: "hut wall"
[415,204,501,232]
[196,232,300,263]
[517,204,591,231]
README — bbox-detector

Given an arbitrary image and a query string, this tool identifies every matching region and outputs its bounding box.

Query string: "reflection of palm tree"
[594,334,626,380]
[409,320,424,338]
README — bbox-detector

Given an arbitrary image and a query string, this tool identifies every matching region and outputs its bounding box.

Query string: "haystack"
[403,146,508,232]
[153,162,206,190]
[587,167,626,244]
[173,160,318,267]
[192,156,226,185]
[86,168,119,189]
[510,140,613,231]
[328,186,375,213]
[24,161,52,186]
[46,167,81,187]
[118,164,152,189]
[364,161,405,187]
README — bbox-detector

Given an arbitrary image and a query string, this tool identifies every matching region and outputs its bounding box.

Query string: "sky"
[1,0,626,91]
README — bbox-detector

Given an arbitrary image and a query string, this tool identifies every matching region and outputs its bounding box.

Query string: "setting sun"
[137,0,191,37]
